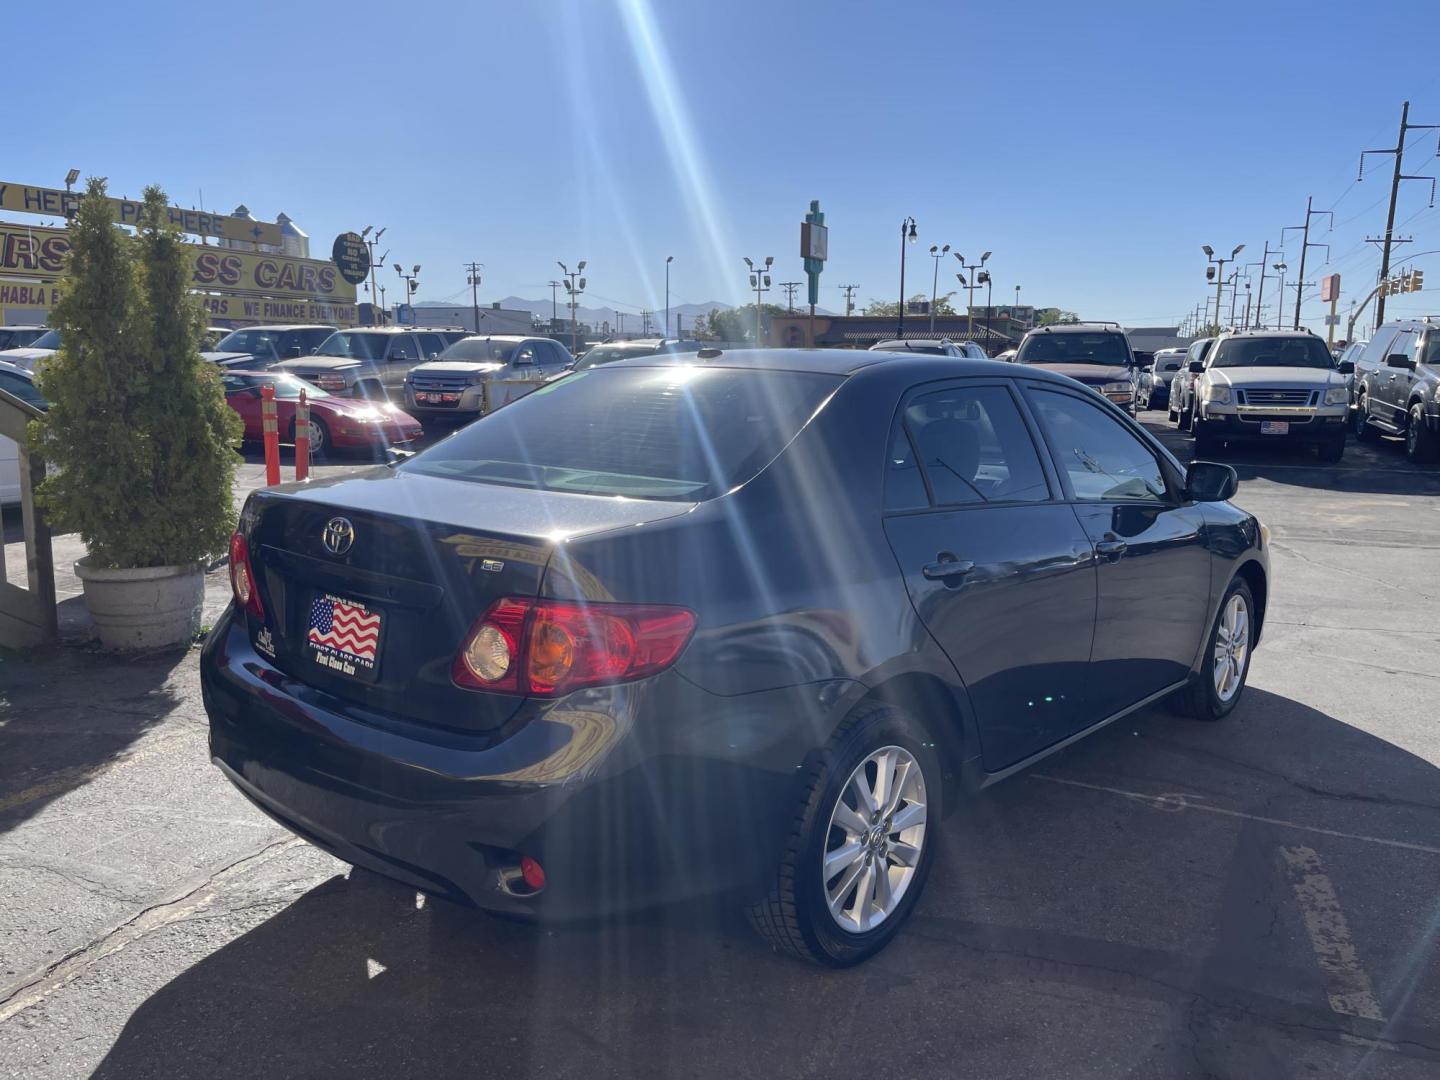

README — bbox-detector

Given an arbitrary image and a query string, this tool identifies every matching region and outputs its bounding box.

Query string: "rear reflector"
[520,856,546,890]
[453,597,696,697]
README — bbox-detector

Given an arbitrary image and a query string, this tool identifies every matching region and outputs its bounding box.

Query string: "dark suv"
[1014,323,1139,411]
[1350,317,1440,462]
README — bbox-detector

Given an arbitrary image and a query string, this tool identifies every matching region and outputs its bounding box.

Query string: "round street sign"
[332,232,370,285]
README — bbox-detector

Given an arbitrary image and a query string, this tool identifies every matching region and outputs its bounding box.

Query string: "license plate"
[1260,421,1290,435]
[418,392,458,403]
[307,592,382,681]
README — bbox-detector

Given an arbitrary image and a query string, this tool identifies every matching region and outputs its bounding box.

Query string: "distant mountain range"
[417,295,834,326]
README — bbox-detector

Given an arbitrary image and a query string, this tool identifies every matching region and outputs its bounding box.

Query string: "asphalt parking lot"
[2,408,1439,1079]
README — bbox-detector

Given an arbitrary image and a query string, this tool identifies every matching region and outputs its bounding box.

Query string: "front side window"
[0,370,45,407]
[388,336,420,362]
[1210,335,1335,369]
[1028,388,1167,503]
[902,385,1050,505]
[513,345,537,365]
[1421,332,1440,367]
[401,366,840,501]
[30,330,60,350]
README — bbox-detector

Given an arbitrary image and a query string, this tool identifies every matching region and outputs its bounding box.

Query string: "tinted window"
[1422,332,1440,367]
[884,425,928,511]
[214,329,281,358]
[542,342,571,365]
[388,336,420,362]
[401,367,840,501]
[1028,388,1167,503]
[1016,332,1129,365]
[1391,330,1418,363]
[419,333,446,357]
[0,369,45,408]
[1357,329,1399,372]
[30,331,60,350]
[318,332,387,359]
[1210,336,1334,369]
[440,338,518,363]
[904,386,1049,505]
[220,373,324,400]
[512,344,537,365]
[575,345,653,370]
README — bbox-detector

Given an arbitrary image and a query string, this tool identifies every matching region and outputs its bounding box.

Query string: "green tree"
[698,304,785,342]
[1036,307,1081,326]
[862,293,956,318]
[33,180,242,568]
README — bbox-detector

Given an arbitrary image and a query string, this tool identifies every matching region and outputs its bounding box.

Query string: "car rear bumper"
[200,612,826,916]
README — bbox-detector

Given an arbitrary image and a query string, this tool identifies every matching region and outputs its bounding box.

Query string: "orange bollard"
[294,389,310,482]
[261,383,280,486]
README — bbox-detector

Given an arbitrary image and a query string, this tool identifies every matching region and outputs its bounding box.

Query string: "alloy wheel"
[822,745,927,934]
[1212,593,1250,703]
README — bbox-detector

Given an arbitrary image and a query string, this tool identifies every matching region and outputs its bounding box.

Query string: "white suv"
[1190,330,1352,462]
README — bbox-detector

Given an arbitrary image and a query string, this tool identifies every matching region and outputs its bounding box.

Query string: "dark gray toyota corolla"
[201,348,1269,966]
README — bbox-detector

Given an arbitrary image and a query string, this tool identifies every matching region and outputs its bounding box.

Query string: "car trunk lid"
[242,468,694,732]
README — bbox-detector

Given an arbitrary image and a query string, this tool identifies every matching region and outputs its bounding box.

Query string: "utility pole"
[1359,101,1439,328]
[779,281,802,312]
[839,283,859,316]
[360,225,386,325]
[664,256,673,341]
[640,310,653,336]
[557,260,587,354]
[617,311,626,337]
[744,256,773,343]
[464,261,483,334]
[547,280,562,334]
[1288,197,1334,329]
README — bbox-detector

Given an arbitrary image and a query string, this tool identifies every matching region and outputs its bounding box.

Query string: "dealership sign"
[0,181,284,248]
[0,222,356,306]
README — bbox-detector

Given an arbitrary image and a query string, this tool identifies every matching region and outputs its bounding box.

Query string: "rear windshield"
[1016,332,1128,365]
[1210,336,1334,369]
[214,328,281,358]
[401,366,840,500]
[317,332,387,359]
[439,338,519,363]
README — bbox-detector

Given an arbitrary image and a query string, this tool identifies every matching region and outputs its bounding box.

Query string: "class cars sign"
[0,222,357,316]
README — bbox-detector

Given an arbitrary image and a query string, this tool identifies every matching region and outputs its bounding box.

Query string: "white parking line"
[1033,775,1440,857]
[1279,845,1385,1021]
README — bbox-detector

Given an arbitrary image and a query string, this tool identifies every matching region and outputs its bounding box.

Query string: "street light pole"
[897,217,917,337]
[558,260,587,353]
[664,256,673,340]
[954,251,991,338]
[982,270,993,351]
[927,244,950,332]
[464,261,483,334]
[744,256,773,343]
[393,263,421,322]
[1273,262,1288,326]
[1203,243,1244,332]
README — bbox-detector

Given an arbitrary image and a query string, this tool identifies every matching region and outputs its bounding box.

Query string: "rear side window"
[1027,388,1167,503]
[902,386,1050,506]
[402,366,840,501]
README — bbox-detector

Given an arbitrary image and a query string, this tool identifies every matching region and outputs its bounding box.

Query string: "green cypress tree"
[32,179,242,568]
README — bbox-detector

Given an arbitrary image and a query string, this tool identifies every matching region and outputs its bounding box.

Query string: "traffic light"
[1409,269,1425,293]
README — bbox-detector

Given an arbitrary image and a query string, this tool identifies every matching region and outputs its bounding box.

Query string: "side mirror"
[1188,360,1205,373]
[1338,360,1355,375]
[1141,362,1154,372]
[428,352,439,360]
[1386,353,1417,371]
[1185,460,1238,502]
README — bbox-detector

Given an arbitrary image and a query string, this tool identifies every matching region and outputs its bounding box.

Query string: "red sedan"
[221,371,423,455]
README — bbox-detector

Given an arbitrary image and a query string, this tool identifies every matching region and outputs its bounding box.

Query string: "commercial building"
[767,312,1025,352]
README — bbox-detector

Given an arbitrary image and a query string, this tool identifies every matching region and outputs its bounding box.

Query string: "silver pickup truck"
[270,327,465,399]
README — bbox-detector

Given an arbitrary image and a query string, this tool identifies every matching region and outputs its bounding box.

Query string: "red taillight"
[452,598,696,697]
[228,531,265,619]
[520,855,546,890]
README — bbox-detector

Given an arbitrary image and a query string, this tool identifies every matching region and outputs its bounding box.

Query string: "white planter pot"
[74,558,205,650]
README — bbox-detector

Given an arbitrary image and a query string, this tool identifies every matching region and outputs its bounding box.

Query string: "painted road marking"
[1033,775,1440,857]
[1279,845,1385,1021]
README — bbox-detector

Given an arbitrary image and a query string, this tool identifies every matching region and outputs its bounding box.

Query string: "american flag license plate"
[307,592,383,680]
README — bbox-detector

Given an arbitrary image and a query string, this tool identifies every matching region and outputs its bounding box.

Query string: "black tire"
[1352,395,1378,442]
[747,702,942,967]
[355,379,386,403]
[1317,435,1345,463]
[289,416,330,457]
[1179,404,1193,432]
[1405,403,1438,463]
[1193,423,1219,458]
[1173,576,1255,721]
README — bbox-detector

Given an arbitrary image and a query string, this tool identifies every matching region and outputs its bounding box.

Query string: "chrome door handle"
[1095,538,1128,560]
[922,558,975,581]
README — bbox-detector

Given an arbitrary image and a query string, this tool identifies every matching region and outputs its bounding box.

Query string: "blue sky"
[10,0,1440,333]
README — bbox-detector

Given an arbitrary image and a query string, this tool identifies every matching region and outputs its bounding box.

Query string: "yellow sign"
[196,295,358,325]
[0,221,355,304]
[0,181,284,248]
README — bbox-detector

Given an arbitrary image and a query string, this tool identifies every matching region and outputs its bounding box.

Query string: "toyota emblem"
[322,517,355,555]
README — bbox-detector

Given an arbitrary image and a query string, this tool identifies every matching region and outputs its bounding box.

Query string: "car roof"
[0,359,35,377]
[453,335,532,344]
[223,324,335,332]
[604,346,1082,381]
[342,326,432,335]
[869,338,955,350]
[1215,328,1320,339]
[1,324,47,331]
[1022,322,1124,335]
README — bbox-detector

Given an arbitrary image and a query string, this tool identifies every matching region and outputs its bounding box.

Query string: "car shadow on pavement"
[0,643,189,834]
[89,688,1440,1080]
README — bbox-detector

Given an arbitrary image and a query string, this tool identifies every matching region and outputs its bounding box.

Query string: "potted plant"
[31,179,242,649]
